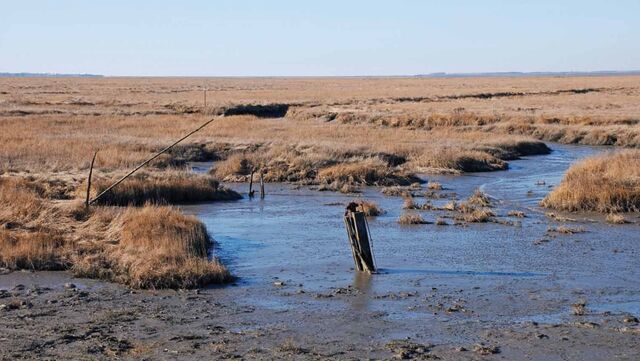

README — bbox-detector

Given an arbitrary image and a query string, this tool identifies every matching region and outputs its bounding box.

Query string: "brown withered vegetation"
[542,150,640,212]
[1,76,639,287]
[74,205,232,289]
[0,177,232,288]
[398,213,429,225]
[86,171,241,206]
[352,200,384,217]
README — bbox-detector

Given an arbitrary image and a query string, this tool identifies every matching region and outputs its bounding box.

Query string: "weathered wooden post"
[260,172,265,199]
[248,169,255,198]
[343,202,376,273]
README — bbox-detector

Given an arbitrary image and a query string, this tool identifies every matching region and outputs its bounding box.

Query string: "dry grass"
[606,213,628,224]
[402,197,417,210]
[0,77,576,182]
[0,176,231,289]
[2,76,640,286]
[547,226,586,234]
[426,181,443,190]
[541,150,640,212]
[212,144,419,188]
[467,189,492,207]
[352,200,383,217]
[78,205,232,289]
[460,208,496,223]
[507,210,526,218]
[0,178,70,270]
[572,301,587,316]
[87,171,241,206]
[381,186,413,197]
[398,213,429,225]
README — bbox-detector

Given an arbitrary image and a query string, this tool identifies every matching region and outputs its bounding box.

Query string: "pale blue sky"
[1,0,638,76]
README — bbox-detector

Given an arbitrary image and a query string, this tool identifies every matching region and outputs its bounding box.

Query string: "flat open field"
[1,76,639,360]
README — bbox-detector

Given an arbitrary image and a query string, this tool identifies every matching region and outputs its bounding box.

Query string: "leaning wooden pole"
[88,117,219,205]
[85,151,98,208]
[343,202,376,273]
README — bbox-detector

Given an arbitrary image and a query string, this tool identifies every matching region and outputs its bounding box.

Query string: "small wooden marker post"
[85,151,98,208]
[203,87,207,108]
[343,203,376,273]
[248,169,255,198]
[259,172,265,199]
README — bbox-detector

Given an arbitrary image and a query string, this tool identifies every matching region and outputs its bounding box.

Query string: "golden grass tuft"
[87,171,241,206]
[541,150,640,212]
[0,176,231,289]
[461,208,495,223]
[427,181,443,190]
[398,213,428,225]
[402,197,417,209]
[467,188,492,207]
[381,186,412,197]
[547,226,586,234]
[605,213,627,224]
[507,210,526,218]
[352,200,384,216]
[0,230,69,270]
[0,178,71,270]
[104,206,231,289]
[317,159,416,186]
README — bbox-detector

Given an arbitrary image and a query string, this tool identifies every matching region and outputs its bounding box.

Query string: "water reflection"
[350,272,373,311]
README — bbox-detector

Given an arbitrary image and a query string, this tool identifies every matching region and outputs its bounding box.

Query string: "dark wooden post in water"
[343,203,376,273]
[248,169,255,198]
[259,172,265,199]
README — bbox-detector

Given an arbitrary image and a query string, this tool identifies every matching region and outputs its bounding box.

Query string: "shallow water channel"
[183,143,640,332]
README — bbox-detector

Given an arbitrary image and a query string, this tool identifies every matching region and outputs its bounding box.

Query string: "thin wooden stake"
[85,151,98,208]
[260,172,265,199]
[203,88,207,108]
[89,117,219,205]
[248,169,255,198]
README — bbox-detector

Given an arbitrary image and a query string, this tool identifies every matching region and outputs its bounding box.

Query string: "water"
[183,143,640,323]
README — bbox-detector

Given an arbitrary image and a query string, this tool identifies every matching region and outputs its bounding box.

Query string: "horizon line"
[2,69,640,79]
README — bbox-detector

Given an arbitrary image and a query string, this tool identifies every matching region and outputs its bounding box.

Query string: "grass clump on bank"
[75,206,231,289]
[87,171,241,206]
[1,176,232,289]
[541,150,640,212]
[212,144,420,188]
[0,178,70,270]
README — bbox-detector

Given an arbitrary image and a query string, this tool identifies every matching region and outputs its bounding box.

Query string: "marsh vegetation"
[1,76,639,290]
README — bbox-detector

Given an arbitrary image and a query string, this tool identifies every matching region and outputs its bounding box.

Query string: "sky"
[1,0,639,76]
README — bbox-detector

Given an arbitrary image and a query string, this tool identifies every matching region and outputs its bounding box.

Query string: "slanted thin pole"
[89,117,219,205]
[85,151,98,208]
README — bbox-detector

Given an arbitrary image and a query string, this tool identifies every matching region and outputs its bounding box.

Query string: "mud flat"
[1,144,639,360]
